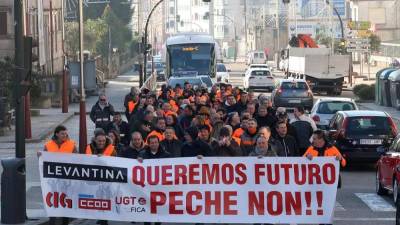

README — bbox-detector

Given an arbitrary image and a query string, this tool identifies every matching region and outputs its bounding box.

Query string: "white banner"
[37,0,46,66]
[39,152,340,224]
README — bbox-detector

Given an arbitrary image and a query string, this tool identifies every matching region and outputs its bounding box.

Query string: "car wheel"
[376,170,388,195]
[394,179,399,203]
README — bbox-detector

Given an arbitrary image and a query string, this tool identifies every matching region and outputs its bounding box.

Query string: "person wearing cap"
[235,91,249,114]
[211,126,243,156]
[90,94,115,133]
[124,87,139,121]
[181,126,215,157]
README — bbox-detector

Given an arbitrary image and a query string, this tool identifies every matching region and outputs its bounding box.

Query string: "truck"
[280,35,350,95]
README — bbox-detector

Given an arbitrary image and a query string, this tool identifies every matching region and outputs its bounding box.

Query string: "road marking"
[334,217,395,221]
[355,193,396,212]
[335,201,346,211]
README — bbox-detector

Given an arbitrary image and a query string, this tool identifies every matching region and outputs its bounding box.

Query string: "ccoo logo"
[46,192,72,208]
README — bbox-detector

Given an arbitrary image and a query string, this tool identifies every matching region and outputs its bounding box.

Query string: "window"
[317,102,356,114]
[346,116,391,136]
[0,11,7,35]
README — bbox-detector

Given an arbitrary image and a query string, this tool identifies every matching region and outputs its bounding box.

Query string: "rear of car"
[332,112,397,163]
[311,99,358,130]
[216,64,230,83]
[249,64,269,69]
[272,80,313,109]
[248,52,267,64]
[167,77,203,89]
[246,69,275,91]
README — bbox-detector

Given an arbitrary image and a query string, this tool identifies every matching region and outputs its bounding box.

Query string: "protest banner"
[39,152,340,224]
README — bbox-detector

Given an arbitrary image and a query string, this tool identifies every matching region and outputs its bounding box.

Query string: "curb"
[26,113,75,144]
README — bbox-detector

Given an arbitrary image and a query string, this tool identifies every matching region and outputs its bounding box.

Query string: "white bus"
[163,33,221,80]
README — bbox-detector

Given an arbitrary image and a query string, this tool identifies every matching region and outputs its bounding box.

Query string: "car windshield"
[200,77,213,87]
[346,116,391,135]
[281,82,308,89]
[255,53,265,58]
[317,102,356,114]
[251,70,271,76]
[217,64,227,72]
[168,78,202,88]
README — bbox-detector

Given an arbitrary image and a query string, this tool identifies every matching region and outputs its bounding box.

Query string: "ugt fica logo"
[46,192,72,208]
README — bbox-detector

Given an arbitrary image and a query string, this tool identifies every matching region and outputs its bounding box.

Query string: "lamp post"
[78,0,87,153]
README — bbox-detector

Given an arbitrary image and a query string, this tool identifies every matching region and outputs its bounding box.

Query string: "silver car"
[310,98,358,130]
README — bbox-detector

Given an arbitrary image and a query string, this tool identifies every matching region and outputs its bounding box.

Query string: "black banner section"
[43,161,127,183]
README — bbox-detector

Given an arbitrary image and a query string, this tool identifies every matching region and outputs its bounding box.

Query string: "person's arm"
[89,105,96,123]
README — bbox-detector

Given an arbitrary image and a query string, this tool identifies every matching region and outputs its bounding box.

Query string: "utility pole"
[244,0,248,54]
[78,0,87,153]
[209,1,214,37]
[276,0,280,66]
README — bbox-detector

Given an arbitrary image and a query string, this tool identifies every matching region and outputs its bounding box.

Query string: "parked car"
[146,62,165,81]
[216,63,230,83]
[328,110,398,163]
[246,51,267,65]
[271,79,313,109]
[243,68,275,92]
[376,134,400,204]
[310,98,358,130]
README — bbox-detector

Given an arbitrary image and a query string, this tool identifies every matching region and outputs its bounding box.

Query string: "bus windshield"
[168,43,213,76]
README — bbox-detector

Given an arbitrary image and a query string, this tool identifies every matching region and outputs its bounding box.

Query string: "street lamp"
[78,0,87,153]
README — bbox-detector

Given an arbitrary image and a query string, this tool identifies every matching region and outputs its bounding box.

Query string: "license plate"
[360,139,382,145]
[288,99,301,103]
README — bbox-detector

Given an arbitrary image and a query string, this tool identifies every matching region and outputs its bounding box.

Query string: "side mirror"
[377,146,388,154]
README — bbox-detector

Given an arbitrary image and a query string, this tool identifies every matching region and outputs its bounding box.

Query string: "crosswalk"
[336,192,395,212]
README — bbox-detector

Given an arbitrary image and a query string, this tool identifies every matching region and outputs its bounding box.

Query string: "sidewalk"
[0,71,138,144]
[358,102,400,127]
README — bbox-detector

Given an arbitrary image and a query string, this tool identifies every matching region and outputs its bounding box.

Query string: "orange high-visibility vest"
[169,100,179,113]
[233,128,244,139]
[128,101,137,113]
[85,144,115,156]
[147,130,164,142]
[303,146,347,167]
[232,136,241,145]
[45,139,75,153]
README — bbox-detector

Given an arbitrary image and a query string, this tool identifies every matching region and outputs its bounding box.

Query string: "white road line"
[335,201,346,211]
[334,217,395,221]
[355,193,396,212]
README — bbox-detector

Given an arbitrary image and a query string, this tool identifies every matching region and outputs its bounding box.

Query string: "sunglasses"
[100,99,106,101]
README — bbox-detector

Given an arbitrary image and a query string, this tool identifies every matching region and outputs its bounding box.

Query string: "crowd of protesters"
[44,82,346,225]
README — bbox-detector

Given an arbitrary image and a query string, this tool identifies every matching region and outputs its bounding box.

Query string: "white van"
[246,51,267,65]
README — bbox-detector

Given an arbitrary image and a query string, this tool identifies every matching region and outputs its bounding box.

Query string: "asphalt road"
[1,65,394,225]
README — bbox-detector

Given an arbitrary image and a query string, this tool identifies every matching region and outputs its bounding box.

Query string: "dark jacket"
[256,114,277,128]
[138,146,170,159]
[275,134,299,156]
[107,121,130,146]
[235,101,248,114]
[224,102,237,114]
[160,139,182,158]
[181,139,215,157]
[240,130,258,156]
[211,139,243,156]
[129,119,154,140]
[179,115,194,130]
[291,120,313,151]
[90,102,115,132]
[118,143,144,159]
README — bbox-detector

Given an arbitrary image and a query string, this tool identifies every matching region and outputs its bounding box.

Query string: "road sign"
[348,21,371,30]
